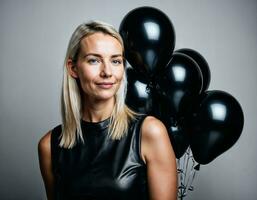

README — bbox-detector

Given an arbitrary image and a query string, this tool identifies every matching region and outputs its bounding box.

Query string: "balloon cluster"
[119,7,244,165]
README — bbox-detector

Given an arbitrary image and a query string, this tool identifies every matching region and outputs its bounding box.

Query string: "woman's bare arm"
[38,131,54,200]
[141,116,178,200]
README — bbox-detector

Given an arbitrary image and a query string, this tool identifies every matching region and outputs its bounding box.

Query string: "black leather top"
[51,115,149,200]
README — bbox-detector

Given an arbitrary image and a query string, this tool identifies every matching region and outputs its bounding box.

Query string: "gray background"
[1,0,256,199]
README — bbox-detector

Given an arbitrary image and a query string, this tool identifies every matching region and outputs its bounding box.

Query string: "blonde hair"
[60,21,138,148]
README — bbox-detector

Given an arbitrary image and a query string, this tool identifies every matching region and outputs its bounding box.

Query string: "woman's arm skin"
[141,116,178,200]
[38,131,54,200]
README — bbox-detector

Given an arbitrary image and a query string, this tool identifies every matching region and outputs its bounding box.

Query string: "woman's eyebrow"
[83,53,102,58]
[83,53,123,58]
[111,54,123,58]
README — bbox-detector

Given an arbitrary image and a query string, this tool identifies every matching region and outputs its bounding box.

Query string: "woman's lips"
[96,82,114,89]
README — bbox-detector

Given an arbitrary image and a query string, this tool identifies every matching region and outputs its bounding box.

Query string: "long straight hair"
[60,21,138,148]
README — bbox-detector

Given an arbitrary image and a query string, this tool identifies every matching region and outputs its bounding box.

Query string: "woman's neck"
[82,97,115,122]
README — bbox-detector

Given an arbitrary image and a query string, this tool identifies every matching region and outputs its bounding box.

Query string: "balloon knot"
[146,81,155,92]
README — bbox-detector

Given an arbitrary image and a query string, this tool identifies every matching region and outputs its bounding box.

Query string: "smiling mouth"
[96,82,115,89]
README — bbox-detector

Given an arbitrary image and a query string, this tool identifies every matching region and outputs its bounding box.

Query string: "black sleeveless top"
[51,115,149,200]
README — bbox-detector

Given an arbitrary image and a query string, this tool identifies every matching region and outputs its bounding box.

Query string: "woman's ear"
[66,58,79,78]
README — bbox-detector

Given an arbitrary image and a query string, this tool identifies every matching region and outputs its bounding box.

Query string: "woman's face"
[71,32,124,102]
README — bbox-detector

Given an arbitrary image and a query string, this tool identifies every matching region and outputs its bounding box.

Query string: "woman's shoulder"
[140,116,173,163]
[38,130,52,160]
[141,115,168,138]
[38,125,62,156]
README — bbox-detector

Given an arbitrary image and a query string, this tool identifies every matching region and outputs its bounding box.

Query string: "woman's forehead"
[80,32,123,55]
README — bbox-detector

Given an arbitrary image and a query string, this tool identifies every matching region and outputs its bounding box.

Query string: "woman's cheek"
[116,68,125,80]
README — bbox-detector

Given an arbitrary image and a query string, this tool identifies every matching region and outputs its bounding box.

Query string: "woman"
[38,21,177,200]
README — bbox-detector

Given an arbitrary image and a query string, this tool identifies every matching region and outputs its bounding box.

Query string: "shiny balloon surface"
[187,90,244,164]
[126,67,152,114]
[156,53,203,119]
[176,48,211,92]
[119,6,176,78]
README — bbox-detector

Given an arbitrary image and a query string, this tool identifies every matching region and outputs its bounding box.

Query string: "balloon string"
[177,158,185,200]
[181,151,187,198]
[177,159,182,199]
[185,154,197,193]
[186,163,199,194]
[178,147,187,197]
[183,148,191,196]
[177,148,188,199]
[177,148,200,199]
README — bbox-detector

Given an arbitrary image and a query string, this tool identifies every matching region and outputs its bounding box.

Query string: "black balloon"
[153,53,203,158]
[148,91,189,158]
[187,90,244,164]
[168,123,190,159]
[156,53,203,120]
[126,67,152,114]
[119,6,176,79]
[175,48,211,92]
[126,65,190,158]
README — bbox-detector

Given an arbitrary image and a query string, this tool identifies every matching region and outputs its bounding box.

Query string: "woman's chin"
[92,93,116,102]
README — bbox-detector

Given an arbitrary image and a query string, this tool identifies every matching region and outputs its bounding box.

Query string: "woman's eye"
[112,59,123,65]
[88,58,100,65]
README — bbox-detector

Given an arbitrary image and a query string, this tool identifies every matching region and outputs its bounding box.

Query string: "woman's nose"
[100,61,112,77]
